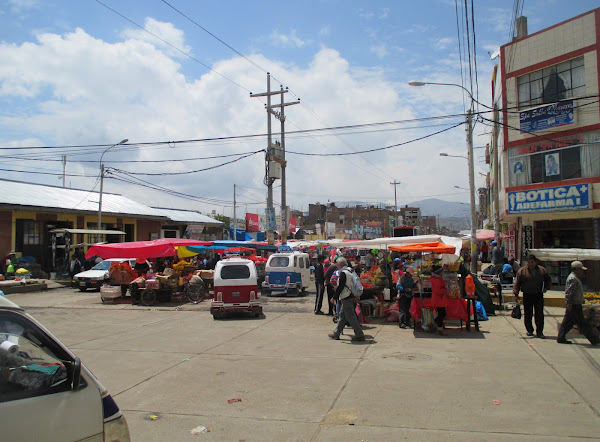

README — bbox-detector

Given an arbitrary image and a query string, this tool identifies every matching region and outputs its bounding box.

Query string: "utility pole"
[62,155,67,187]
[267,85,299,245]
[390,180,400,236]
[250,74,277,244]
[233,183,237,241]
[492,105,501,245]
[467,109,478,274]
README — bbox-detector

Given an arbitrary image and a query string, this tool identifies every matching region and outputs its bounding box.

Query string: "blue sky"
[0,0,597,215]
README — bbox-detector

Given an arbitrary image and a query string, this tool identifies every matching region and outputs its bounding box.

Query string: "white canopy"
[529,248,600,262]
[324,235,464,256]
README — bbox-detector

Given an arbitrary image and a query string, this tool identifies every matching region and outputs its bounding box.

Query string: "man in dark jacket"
[324,260,336,316]
[314,255,325,315]
[513,254,552,338]
[557,261,599,345]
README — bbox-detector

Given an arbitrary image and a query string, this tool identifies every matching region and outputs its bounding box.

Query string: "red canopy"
[86,239,213,260]
[476,230,496,242]
[388,242,456,254]
[225,247,255,252]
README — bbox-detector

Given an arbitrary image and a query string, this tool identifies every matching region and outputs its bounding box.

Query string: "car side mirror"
[71,356,82,390]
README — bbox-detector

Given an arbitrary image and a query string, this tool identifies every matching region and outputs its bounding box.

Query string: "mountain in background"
[405,198,470,218]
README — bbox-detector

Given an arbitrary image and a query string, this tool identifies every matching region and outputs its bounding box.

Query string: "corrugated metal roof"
[0,179,164,218]
[152,207,223,225]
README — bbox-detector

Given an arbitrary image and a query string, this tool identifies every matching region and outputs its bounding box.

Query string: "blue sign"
[278,244,292,252]
[520,100,574,133]
[508,183,592,214]
[265,208,277,231]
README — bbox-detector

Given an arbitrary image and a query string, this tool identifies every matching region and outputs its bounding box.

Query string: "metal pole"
[390,180,400,236]
[233,183,237,241]
[493,105,501,243]
[280,85,287,245]
[98,163,104,233]
[266,74,274,244]
[467,110,478,274]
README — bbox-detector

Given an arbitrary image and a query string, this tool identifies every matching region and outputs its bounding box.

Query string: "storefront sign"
[522,225,533,255]
[506,226,516,260]
[326,222,336,238]
[520,100,574,133]
[508,184,592,214]
[516,135,581,156]
[184,224,205,240]
[245,213,260,232]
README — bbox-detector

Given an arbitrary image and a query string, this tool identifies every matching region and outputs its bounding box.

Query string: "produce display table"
[409,297,471,324]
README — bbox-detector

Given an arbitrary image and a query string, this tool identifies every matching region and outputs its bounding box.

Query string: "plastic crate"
[100,285,121,301]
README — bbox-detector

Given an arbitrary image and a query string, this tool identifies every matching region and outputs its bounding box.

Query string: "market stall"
[85,239,213,260]
[388,242,473,330]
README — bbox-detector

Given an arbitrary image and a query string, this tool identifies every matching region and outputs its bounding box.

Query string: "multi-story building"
[399,206,422,228]
[489,9,600,285]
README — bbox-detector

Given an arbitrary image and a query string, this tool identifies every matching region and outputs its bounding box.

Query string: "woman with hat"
[397,266,416,328]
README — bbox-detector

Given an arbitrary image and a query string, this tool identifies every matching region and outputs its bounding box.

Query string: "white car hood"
[75,269,109,280]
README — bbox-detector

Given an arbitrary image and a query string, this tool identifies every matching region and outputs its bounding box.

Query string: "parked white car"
[0,296,130,441]
[74,258,138,291]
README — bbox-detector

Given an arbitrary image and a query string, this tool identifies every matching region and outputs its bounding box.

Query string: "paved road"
[6,288,600,441]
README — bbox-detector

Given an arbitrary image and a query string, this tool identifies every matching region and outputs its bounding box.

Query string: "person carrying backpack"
[328,258,365,342]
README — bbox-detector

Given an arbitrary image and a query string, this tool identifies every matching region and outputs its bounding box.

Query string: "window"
[220,264,250,280]
[269,256,289,268]
[518,57,585,108]
[294,256,298,267]
[299,257,305,268]
[23,221,40,246]
[530,146,581,183]
[0,312,74,403]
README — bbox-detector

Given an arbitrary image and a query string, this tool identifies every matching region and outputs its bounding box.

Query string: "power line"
[286,122,464,156]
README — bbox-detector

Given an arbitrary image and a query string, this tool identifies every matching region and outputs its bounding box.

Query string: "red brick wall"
[0,210,12,256]
[136,220,161,241]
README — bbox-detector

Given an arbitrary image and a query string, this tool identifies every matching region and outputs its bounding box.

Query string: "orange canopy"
[388,242,456,254]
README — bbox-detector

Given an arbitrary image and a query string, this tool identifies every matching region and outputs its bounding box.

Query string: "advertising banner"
[288,217,296,233]
[520,100,574,133]
[508,183,591,214]
[265,208,277,231]
[245,213,260,232]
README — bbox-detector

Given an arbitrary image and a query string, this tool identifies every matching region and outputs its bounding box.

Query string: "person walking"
[397,266,415,329]
[513,254,552,338]
[314,255,326,315]
[491,241,505,274]
[324,259,336,316]
[480,242,489,263]
[328,258,365,342]
[557,261,599,345]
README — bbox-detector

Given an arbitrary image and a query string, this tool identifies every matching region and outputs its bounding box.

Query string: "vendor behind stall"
[134,258,150,276]
[430,265,449,336]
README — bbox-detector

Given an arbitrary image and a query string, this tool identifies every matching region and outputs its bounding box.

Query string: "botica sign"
[508,184,592,214]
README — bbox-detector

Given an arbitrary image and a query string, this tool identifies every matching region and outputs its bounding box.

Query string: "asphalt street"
[6,287,600,441]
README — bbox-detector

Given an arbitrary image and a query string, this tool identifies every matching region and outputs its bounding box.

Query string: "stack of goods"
[360,266,386,290]
[108,262,137,285]
[443,273,461,298]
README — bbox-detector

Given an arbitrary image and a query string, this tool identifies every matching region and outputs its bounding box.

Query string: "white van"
[0,296,130,441]
[262,252,311,296]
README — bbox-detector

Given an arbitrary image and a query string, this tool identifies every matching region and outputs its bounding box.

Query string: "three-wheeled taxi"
[211,258,262,319]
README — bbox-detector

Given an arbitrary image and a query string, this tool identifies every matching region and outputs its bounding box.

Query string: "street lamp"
[454,185,469,191]
[411,80,478,274]
[440,152,468,160]
[98,139,128,233]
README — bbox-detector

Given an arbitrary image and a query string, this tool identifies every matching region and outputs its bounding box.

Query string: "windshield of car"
[91,260,130,271]
[220,265,251,280]
[269,256,290,268]
[0,313,70,402]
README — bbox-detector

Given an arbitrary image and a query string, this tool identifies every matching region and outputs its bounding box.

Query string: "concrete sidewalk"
[10,288,600,441]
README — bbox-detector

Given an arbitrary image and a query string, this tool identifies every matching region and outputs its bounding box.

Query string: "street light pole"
[411,80,478,273]
[98,138,128,234]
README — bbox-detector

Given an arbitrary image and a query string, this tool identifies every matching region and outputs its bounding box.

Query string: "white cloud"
[7,0,39,11]
[0,24,483,216]
[482,7,512,34]
[269,29,306,48]
[370,43,388,59]
[433,37,454,50]
[121,17,191,57]
[319,25,330,36]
